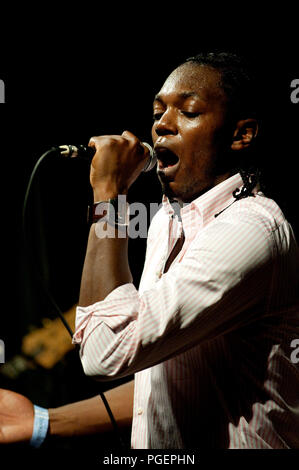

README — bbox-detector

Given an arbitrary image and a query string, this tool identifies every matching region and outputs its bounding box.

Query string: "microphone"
[58,142,157,172]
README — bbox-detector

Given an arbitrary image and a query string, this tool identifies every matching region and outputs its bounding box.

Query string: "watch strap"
[89,196,130,227]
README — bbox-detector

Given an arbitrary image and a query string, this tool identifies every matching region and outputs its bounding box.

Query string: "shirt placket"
[155,214,182,280]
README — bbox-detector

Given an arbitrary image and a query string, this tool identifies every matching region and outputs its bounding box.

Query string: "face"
[152,63,234,203]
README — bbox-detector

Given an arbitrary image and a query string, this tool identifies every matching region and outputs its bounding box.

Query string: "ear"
[231,119,258,151]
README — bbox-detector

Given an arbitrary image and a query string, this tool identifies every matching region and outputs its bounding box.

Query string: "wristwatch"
[89,197,130,227]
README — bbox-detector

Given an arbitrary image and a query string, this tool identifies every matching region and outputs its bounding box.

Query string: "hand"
[88,130,149,201]
[0,388,34,444]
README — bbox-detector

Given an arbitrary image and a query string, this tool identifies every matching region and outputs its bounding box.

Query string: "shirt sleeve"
[73,208,286,380]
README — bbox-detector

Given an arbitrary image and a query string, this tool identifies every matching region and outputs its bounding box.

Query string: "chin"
[159,174,206,203]
[159,178,176,200]
[162,185,175,200]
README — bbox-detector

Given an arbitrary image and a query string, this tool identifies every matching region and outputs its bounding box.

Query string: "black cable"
[22,147,74,337]
[22,146,126,449]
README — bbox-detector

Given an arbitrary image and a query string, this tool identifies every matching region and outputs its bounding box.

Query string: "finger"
[88,136,98,149]
[88,135,124,149]
[121,130,137,140]
[121,130,140,147]
[121,131,148,157]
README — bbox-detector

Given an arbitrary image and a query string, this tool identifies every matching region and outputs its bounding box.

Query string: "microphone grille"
[142,142,157,172]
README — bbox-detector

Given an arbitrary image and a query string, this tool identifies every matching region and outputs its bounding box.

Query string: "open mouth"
[155,148,180,169]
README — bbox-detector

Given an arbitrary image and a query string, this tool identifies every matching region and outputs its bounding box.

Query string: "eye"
[182,111,201,118]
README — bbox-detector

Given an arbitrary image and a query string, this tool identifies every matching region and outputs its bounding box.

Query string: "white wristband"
[30,405,49,448]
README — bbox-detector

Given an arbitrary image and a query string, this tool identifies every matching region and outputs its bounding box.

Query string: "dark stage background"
[0,20,298,461]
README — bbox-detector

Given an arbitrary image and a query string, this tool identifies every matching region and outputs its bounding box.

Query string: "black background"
[0,9,298,462]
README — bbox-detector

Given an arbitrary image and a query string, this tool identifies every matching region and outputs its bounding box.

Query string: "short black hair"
[183,51,259,121]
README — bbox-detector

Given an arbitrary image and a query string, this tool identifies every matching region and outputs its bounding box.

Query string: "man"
[1,52,298,449]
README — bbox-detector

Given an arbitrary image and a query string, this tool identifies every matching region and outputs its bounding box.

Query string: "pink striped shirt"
[73,173,299,449]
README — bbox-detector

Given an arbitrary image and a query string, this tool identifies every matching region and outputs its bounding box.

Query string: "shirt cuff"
[72,283,137,345]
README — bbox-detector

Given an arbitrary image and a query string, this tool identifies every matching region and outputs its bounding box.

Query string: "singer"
[1,51,299,449]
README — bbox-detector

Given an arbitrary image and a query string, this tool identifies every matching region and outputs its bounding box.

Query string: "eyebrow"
[153,91,203,103]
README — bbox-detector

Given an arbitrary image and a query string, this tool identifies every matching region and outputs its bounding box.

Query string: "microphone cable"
[22,146,126,449]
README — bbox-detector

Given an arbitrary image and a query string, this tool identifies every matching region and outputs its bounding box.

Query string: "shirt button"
[137,407,143,415]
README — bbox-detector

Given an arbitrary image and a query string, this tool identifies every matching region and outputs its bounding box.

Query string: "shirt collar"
[162,173,251,239]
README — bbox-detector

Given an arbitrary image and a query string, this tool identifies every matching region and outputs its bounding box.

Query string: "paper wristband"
[30,405,49,448]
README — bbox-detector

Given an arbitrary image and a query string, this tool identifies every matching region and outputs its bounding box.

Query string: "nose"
[153,109,177,137]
